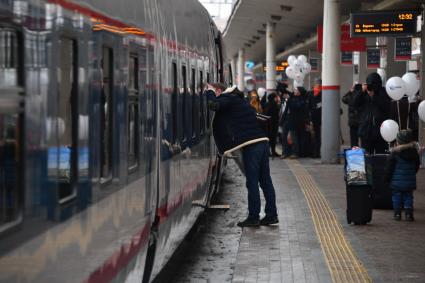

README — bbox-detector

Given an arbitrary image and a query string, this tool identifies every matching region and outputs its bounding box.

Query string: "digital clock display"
[351,10,418,37]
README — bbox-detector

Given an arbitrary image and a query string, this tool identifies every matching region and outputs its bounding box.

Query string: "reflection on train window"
[0,28,23,232]
[181,65,187,142]
[172,62,178,143]
[0,29,19,86]
[101,47,113,181]
[128,55,139,171]
[191,68,197,139]
[199,70,205,136]
[55,37,78,204]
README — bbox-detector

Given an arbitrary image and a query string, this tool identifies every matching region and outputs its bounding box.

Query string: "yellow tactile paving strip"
[286,159,372,283]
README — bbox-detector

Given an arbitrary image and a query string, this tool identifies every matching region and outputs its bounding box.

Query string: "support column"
[237,48,245,91]
[419,6,425,150]
[266,21,276,92]
[377,37,387,84]
[231,56,237,86]
[321,0,341,164]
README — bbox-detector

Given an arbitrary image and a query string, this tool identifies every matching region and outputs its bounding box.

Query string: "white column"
[237,48,245,91]
[231,56,237,86]
[377,37,387,84]
[419,10,425,150]
[321,0,341,164]
[266,21,276,92]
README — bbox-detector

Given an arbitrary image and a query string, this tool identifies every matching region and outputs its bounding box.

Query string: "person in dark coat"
[308,78,322,158]
[206,83,278,227]
[264,92,281,157]
[277,85,293,158]
[342,83,362,147]
[354,73,391,154]
[384,129,420,221]
[286,86,309,158]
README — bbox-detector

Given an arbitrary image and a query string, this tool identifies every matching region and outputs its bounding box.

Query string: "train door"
[46,37,79,220]
[0,27,24,235]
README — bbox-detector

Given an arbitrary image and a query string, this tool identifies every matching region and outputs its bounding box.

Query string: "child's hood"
[393,145,418,161]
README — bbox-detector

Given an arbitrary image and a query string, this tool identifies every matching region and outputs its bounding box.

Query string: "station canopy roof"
[222,0,417,64]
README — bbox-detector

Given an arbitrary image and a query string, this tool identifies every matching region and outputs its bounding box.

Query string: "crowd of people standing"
[246,72,422,158]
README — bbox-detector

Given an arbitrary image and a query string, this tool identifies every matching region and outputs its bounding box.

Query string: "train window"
[172,62,178,143]
[101,47,113,181]
[228,64,233,86]
[128,55,139,171]
[191,68,198,139]
[0,28,24,233]
[199,70,205,136]
[53,37,78,204]
[181,65,187,142]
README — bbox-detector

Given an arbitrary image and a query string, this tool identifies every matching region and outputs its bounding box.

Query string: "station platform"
[232,158,425,283]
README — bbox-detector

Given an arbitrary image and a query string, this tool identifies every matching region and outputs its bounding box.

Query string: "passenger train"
[0,0,231,282]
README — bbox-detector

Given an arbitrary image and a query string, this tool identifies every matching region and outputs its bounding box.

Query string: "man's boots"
[394,210,401,221]
[405,209,414,222]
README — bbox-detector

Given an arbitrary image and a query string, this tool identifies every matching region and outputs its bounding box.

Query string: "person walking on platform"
[354,73,391,154]
[384,129,420,221]
[308,78,322,158]
[205,83,278,227]
[342,83,362,147]
[287,86,309,159]
[264,92,281,157]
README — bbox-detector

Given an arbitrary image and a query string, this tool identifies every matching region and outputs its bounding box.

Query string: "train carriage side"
[0,0,226,282]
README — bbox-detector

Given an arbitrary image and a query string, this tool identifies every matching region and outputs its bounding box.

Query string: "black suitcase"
[365,154,393,209]
[346,184,373,225]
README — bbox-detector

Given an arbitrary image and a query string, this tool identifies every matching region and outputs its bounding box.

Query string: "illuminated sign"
[351,10,419,37]
[263,63,287,72]
[245,61,255,69]
[394,37,412,61]
[367,48,380,69]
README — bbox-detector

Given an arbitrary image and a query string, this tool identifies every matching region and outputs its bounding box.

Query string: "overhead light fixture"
[244,43,251,47]
[262,23,267,28]
[257,30,266,34]
[249,40,256,44]
[271,15,282,21]
[280,5,293,12]
[252,35,260,40]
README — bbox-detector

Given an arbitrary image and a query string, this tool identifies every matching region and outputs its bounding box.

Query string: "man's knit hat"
[396,129,413,145]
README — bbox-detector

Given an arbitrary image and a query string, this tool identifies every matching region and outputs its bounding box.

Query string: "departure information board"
[351,10,419,37]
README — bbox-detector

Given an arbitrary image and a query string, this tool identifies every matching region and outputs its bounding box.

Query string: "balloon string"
[407,102,411,129]
[397,101,401,129]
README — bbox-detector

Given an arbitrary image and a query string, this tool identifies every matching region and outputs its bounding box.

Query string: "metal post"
[237,48,245,91]
[231,56,237,86]
[321,0,341,164]
[266,21,276,92]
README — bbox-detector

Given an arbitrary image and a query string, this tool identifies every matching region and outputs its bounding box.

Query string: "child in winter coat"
[384,129,420,221]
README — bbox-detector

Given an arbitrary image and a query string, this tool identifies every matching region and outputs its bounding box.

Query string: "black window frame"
[171,61,178,143]
[181,65,187,143]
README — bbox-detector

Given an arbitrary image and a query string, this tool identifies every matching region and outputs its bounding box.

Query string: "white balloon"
[297,55,307,63]
[257,87,266,99]
[293,80,304,88]
[285,66,296,79]
[380,119,399,142]
[293,59,303,70]
[385,76,406,101]
[402,72,420,97]
[294,72,305,84]
[418,101,425,123]
[288,55,296,66]
[302,62,312,74]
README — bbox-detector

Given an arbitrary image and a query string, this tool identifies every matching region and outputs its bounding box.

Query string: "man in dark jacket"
[286,87,309,158]
[354,73,391,154]
[342,83,362,147]
[206,83,278,227]
[384,129,420,221]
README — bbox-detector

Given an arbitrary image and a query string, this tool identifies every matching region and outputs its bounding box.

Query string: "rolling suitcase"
[346,184,373,225]
[344,148,373,225]
[365,154,393,209]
